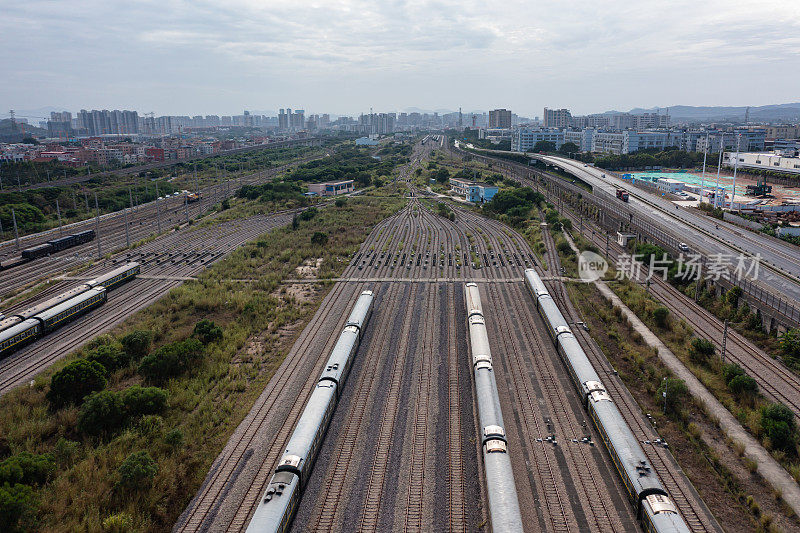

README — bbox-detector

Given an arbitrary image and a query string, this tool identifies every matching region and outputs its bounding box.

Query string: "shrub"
[0,483,36,532]
[102,512,133,533]
[656,377,688,416]
[120,330,152,361]
[122,386,168,416]
[761,403,797,453]
[139,338,204,383]
[722,363,746,385]
[116,451,158,491]
[689,338,715,366]
[729,374,758,397]
[78,390,126,436]
[86,344,127,372]
[47,359,107,407]
[335,198,346,207]
[298,207,317,221]
[652,307,670,329]
[0,452,55,486]
[726,286,743,308]
[164,428,184,448]
[556,240,572,254]
[193,319,223,344]
[311,232,329,246]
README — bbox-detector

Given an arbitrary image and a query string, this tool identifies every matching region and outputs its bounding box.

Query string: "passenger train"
[0,263,140,359]
[465,282,524,533]
[524,269,691,533]
[245,290,374,533]
[1,230,95,270]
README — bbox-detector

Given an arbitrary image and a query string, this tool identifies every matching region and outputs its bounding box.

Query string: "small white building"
[355,136,379,146]
[655,178,685,194]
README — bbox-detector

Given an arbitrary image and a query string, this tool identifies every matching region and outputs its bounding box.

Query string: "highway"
[538,155,800,302]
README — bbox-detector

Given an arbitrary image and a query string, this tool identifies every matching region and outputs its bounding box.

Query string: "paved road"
[537,155,800,302]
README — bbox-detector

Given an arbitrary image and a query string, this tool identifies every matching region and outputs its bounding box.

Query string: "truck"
[615,189,629,202]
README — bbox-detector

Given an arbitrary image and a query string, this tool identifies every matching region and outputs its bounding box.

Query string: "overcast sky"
[2,0,799,118]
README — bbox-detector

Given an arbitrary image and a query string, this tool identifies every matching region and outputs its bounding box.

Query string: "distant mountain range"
[619,103,800,123]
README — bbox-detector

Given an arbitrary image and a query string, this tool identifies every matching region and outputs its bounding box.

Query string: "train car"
[246,290,374,533]
[524,268,690,533]
[87,262,141,291]
[0,316,23,332]
[11,284,95,322]
[35,288,106,332]
[465,283,524,533]
[22,243,53,260]
[0,256,28,271]
[0,319,41,359]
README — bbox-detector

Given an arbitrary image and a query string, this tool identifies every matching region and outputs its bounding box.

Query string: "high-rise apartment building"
[543,108,572,128]
[488,109,512,129]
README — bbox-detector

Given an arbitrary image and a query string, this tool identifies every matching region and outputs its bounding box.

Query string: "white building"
[591,132,625,154]
[564,129,595,152]
[655,178,685,194]
[723,152,800,175]
[512,128,565,152]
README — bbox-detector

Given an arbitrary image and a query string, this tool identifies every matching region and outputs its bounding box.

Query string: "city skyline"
[2,0,799,116]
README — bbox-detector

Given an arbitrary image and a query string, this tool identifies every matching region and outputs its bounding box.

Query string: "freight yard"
[2,136,800,533]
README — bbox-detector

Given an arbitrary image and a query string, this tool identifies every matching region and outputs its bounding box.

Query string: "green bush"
[556,240,572,254]
[139,338,204,383]
[122,386,168,416]
[652,307,670,329]
[689,338,715,366]
[86,344,127,372]
[0,483,36,532]
[193,319,223,344]
[722,363,746,385]
[164,428,184,448]
[0,452,55,486]
[761,403,797,453]
[77,390,126,436]
[728,374,758,397]
[298,207,318,221]
[311,232,329,246]
[656,377,688,416]
[335,198,346,208]
[47,359,107,407]
[116,451,158,491]
[120,330,153,361]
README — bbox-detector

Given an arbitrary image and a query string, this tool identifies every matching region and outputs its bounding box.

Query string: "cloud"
[1,0,799,115]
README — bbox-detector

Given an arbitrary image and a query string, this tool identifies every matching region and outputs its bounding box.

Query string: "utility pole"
[662,377,668,413]
[731,134,741,211]
[700,132,709,191]
[721,319,729,362]
[94,193,102,257]
[84,191,89,211]
[56,199,63,236]
[695,258,703,302]
[124,207,130,248]
[155,183,162,234]
[12,207,20,250]
[714,133,725,208]
[71,188,77,210]
[184,193,189,224]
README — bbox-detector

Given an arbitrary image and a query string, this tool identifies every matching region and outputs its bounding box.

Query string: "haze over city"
[3,0,800,115]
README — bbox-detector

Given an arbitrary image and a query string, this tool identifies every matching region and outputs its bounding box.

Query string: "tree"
[0,452,55,486]
[656,377,688,416]
[47,360,107,407]
[77,390,126,436]
[0,483,36,532]
[779,329,800,361]
[122,386,168,416]
[139,338,204,383]
[652,307,670,329]
[761,403,797,452]
[335,198,346,208]
[558,142,581,155]
[194,319,223,344]
[120,330,152,361]
[689,338,715,366]
[722,363,746,385]
[298,207,317,221]
[728,374,758,398]
[726,286,743,308]
[116,451,158,491]
[86,344,127,372]
[434,168,450,183]
[311,232,329,246]
[532,141,556,153]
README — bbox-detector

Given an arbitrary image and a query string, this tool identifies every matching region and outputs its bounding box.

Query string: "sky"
[2,0,800,118]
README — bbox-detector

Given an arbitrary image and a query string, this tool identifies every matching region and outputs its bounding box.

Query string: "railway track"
[540,223,720,532]
[0,211,294,395]
[0,154,322,298]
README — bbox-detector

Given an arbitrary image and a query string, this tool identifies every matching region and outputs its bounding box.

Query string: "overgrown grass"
[568,280,797,532]
[0,194,405,531]
[610,277,800,482]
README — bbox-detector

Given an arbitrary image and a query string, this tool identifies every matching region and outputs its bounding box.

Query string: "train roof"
[0,319,40,341]
[35,287,105,321]
[13,284,92,320]
[345,290,374,327]
[88,262,140,285]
